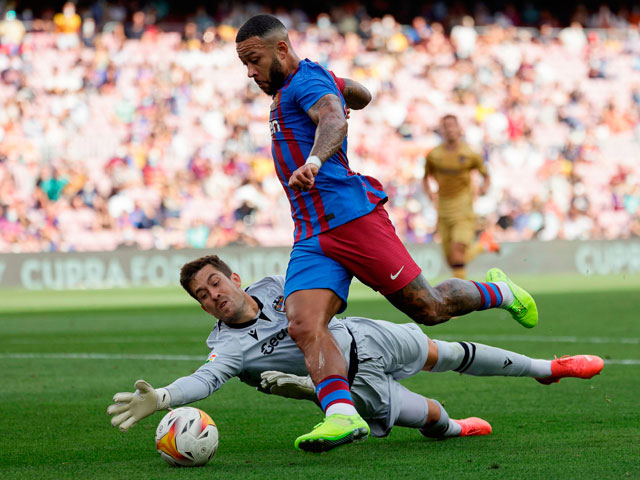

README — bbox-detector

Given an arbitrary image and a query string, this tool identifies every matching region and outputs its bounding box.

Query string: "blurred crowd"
[1,2,640,253]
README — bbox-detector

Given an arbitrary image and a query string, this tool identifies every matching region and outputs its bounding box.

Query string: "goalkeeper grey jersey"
[165,276,353,405]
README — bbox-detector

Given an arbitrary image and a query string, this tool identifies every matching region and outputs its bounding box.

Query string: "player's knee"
[287,312,324,346]
[449,242,466,260]
[449,251,465,266]
[287,317,307,343]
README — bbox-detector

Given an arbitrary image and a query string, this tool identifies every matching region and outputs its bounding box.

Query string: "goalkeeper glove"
[107,379,171,432]
[259,371,317,402]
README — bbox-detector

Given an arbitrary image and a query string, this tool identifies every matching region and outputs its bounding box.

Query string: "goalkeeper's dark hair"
[180,255,233,300]
[236,14,287,43]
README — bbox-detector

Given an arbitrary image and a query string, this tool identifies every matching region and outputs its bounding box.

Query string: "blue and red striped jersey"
[269,59,387,243]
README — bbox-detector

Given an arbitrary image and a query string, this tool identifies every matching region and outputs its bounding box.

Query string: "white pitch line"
[0,353,203,361]
[4,337,204,345]
[0,352,638,365]
[606,359,640,365]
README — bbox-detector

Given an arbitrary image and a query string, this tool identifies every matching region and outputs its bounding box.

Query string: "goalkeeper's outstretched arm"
[108,372,319,433]
[107,370,222,433]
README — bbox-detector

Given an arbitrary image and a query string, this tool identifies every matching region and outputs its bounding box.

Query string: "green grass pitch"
[1,274,639,479]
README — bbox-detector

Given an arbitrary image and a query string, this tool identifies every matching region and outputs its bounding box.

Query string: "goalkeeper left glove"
[259,371,317,402]
[107,379,171,432]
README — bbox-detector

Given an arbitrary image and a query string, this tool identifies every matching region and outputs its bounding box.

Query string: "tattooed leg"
[385,274,482,325]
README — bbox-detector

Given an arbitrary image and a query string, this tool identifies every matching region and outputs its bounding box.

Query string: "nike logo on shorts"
[390,265,405,280]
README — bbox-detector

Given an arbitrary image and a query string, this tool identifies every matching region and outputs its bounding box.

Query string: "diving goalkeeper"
[108,255,603,446]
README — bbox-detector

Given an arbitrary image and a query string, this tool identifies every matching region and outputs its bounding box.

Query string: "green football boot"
[486,268,538,328]
[294,413,370,453]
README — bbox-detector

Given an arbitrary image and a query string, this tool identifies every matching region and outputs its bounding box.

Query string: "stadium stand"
[0,3,639,252]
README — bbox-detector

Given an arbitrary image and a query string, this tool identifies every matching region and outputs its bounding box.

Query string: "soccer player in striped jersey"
[107,255,604,445]
[234,14,538,452]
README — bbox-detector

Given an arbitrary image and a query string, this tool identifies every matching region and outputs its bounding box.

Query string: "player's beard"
[220,295,249,326]
[264,55,286,96]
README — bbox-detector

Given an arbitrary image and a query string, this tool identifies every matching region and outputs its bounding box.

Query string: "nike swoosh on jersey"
[390,265,405,280]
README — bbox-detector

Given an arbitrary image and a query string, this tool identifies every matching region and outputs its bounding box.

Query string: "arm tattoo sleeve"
[307,94,348,162]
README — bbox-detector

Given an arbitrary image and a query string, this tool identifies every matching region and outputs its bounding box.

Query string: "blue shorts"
[284,235,352,313]
[284,205,421,313]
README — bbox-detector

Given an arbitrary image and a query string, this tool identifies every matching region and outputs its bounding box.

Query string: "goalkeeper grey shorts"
[343,317,430,437]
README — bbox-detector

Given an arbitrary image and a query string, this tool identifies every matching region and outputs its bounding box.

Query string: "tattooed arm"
[329,72,371,110]
[341,78,371,110]
[288,93,347,191]
[307,93,348,160]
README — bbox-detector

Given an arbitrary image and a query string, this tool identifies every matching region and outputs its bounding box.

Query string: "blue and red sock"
[316,375,356,416]
[471,281,504,310]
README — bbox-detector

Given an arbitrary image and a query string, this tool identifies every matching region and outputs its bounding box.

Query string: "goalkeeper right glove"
[107,379,171,432]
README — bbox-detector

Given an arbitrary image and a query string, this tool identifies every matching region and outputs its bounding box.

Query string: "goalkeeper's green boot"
[486,268,538,328]
[294,413,369,453]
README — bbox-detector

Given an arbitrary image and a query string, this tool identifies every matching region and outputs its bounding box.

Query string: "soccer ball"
[155,407,219,467]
